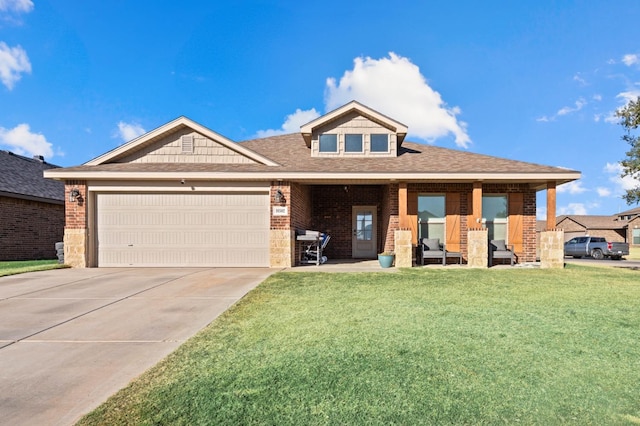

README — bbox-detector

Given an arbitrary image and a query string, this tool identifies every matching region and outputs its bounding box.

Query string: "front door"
[352,206,377,258]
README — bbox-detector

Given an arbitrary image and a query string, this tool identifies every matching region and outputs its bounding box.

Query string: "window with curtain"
[482,195,507,240]
[418,195,445,242]
[633,228,640,245]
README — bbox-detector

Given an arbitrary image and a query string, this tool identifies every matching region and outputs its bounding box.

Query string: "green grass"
[628,246,640,260]
[78,265,640,425]
[0,259,68,277]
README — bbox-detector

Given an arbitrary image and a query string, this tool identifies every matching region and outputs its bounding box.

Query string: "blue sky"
[1,0,640,217]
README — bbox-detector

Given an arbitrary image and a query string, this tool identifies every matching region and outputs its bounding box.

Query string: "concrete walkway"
[0,267,275,426]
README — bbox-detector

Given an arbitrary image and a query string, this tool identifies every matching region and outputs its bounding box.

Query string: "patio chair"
[420,238,446,266]
[489,239,515,266]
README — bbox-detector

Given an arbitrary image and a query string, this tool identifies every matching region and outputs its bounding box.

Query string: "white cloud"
[254,108,320,138]
[0,0,33,13]
[596,187,612,197]
[0,42,31,90]
[592,94,602,101]
[557,180,587,194]
[573,73,587,86]
[622,54,640,67]
[116,121,145,142]
[324,52,471,148]
[557,98,587,116]
[558,203,588,215]
[605,162,637,191]
[536,206,547,221]
[0,123,53,158]
[537,98,587,122]
[616,90,640,105]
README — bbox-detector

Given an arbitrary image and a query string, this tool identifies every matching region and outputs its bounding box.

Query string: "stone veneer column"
[270,229,294,268]
[64,229,88,268]
[540,229,565,269]
[467,229,488,268]
[64,181,88,268]
[394,230,413,268]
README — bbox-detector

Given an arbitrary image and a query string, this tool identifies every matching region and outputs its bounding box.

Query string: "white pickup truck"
[564,236,629,260]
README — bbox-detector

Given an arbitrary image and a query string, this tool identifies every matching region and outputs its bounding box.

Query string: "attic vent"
[181,135,194,153]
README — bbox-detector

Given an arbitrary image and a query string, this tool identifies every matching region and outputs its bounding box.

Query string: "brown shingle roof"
[556,215,627,230]
[49,133,579,180]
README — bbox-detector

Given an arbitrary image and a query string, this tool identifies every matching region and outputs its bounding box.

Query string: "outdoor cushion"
[422,238,440,251]
[491,240,507,252]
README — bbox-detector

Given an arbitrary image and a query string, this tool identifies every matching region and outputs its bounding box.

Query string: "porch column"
[398,182,409,229]
[467,181,487,267]
[541,181,564,268]
[546,181,556,229]
[395,182,412,267]
[471,181,483,227]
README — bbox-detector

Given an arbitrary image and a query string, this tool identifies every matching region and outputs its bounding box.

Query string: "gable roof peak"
[84,116,279,167]
[299,101,408,147]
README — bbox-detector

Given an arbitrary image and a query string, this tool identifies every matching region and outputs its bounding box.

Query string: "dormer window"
[371,134,389,153]
[319,134,338,153]
[301,101,407,158]
[345,134,363,153]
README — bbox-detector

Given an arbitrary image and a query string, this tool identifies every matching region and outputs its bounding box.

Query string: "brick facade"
[64,181,88,267]
[273,181,539,264]
[310,185,383,259]
[0,196,64,260]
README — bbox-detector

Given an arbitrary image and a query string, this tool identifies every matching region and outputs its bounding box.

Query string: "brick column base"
[270,229,294,268]
[467,229,488,268]
[394,230,413,268]
[540,230,565,269]
[64,228,87,268]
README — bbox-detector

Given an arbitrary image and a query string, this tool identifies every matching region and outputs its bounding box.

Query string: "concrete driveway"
[0,267,275,426]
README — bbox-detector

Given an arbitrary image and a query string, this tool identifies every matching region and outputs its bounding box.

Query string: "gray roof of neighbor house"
[556,215,627,230]
[0,151,64,204]
[44,133,580,188]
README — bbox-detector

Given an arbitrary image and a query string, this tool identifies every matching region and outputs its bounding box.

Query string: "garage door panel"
[97,192,270,267]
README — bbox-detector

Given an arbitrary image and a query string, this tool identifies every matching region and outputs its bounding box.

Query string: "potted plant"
[378,251,395,268]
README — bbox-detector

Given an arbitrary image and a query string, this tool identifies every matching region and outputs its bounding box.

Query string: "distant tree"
[617,96,640,205]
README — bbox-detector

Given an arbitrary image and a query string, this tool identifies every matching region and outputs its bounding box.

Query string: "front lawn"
[0,259,67,277]
[79,265,640,425]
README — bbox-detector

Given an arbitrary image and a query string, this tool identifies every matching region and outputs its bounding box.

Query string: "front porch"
[270,180,563,269]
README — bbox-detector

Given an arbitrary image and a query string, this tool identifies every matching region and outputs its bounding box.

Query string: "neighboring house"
[615,207,640,246]
[555,215,627,243]
[0,151,65,260]
[44,101,580,268]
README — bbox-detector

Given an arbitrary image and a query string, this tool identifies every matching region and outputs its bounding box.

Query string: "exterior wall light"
[274,189,285,204]
[69,188,81,202]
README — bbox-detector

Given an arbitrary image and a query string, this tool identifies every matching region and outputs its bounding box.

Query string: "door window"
[356,211,373,241]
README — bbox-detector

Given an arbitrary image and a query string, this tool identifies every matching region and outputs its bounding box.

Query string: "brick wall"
[310,185,383,259]
[381,183,398,253]
[0,196,64,260]
[65,181,87,229]
[407,183,537,263]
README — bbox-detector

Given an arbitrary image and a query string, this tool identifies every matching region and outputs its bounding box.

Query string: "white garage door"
[96,192,270,267]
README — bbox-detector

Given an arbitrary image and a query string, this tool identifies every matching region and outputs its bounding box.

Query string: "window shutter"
[446,192,461,252]
[508,193,524,254]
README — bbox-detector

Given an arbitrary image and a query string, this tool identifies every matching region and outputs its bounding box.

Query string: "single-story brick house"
[45,101,580,268]
[555,215,627,243]
[0,150,65,260]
